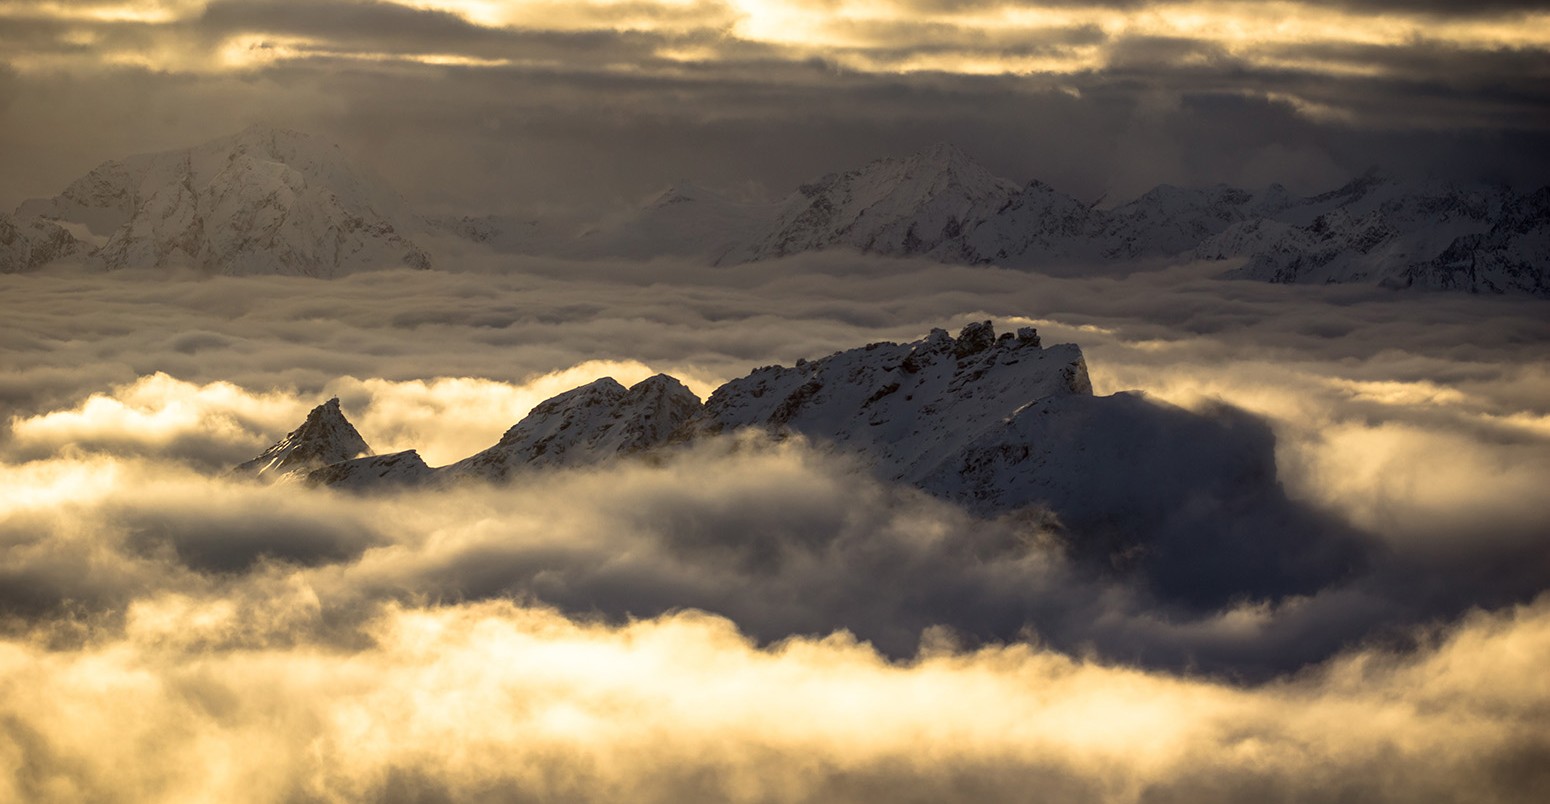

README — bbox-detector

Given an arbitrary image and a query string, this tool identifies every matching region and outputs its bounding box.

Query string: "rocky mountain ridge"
[11,129,1544,295]
[534,149,1547,295]
[239,321,1363,604]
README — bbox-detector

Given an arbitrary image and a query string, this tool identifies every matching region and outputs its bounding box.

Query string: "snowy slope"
[960,181,1287,267]
[919,391,1274,518]
[574,184,779,262]
[954,180,1103,265]
[233,398,373,481]
[305,450,434,490]
[1200,171,1541,292]
[702,321,1091,485]
[17,125,431,276]
[443,374,702,480]
[724,143,1020,263]
[0,213,86,273]
[1400,186,1550,296]
[1097,183,1284,259]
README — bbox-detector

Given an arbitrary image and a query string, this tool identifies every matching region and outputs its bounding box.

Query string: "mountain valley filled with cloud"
[2,2,1550,801]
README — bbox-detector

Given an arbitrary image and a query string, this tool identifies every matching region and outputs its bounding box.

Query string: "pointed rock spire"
[234,397,373,481]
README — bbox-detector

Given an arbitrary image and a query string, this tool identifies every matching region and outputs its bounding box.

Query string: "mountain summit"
[234,398,373,480]
[15,125,431,276]
[726,143,1021,262]
[240,322,1364,605]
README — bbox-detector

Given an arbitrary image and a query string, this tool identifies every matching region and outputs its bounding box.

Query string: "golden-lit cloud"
[0,584,1546,801]
[1,258,1547,800]
[3,0,1548,79]
[8,363,723,467]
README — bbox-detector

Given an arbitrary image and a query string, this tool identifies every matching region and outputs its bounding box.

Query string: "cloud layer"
[2,255,1548,798]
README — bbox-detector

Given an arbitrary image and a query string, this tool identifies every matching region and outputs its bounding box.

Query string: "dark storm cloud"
[3,0,1549,213]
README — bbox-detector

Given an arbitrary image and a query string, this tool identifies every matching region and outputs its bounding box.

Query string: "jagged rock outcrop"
[16,125,431,276]
[234,398,373,480]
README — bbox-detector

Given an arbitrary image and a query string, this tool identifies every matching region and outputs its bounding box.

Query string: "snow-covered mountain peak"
[233,397,373,481]
[444,374,703,479]
[726,143,1019,261]
[898,141,983,177]
[16,126,431,276]
[235,325,1356,608]
[645,182,739,209]
[703,320,1091,480]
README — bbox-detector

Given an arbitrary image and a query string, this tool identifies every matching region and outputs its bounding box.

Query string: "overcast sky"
[3,0,1549,213]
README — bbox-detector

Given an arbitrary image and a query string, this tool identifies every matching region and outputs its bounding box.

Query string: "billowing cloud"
[2,257,1546,660]
[2,251,1547,796]
[0,573,1546,801]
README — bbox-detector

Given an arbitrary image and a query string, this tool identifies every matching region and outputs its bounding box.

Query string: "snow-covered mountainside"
[0,213,86,273]
[233,398,373,481]
[16,125,431,276]
[573,184,778,263]
[701,322,1090,484]
[722,143,1020,263]
[1401,187,1550,295]
[443,374,702,480]
[952,180,1102,265]
[953,181,1286,266]
[241,323,1354,603]
[466,145,1539,295]
[1198,171,1547,293]
[305,450,434,490]
[1097,183,1288,259]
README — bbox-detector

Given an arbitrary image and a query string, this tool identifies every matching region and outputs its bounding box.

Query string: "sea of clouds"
[2,253,1547,801]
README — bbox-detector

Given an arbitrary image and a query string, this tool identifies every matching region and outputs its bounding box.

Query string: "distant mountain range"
[236,322,1363,605]
[7,127,1546,295]
[7,125,430,277]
